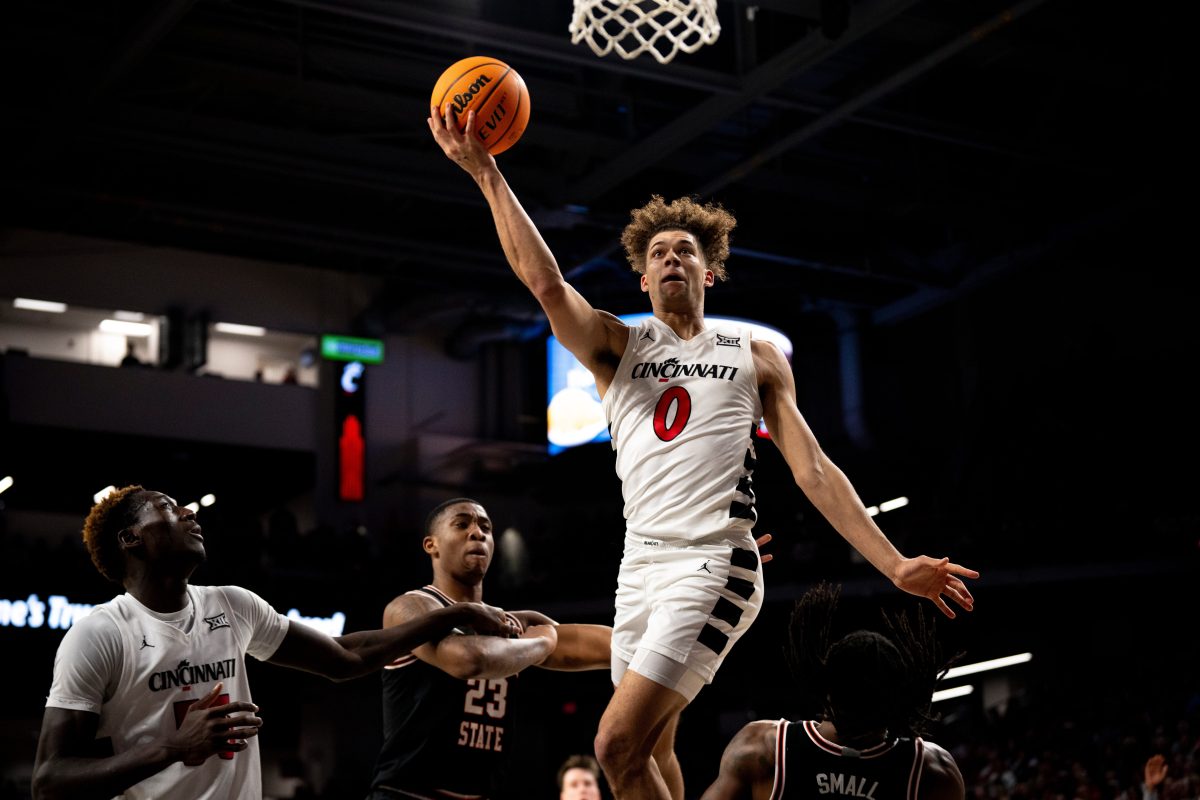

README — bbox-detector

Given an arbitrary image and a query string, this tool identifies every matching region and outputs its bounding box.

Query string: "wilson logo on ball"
[432,56,531,156]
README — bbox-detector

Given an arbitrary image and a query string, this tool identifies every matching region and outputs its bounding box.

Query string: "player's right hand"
[168,682,262,766]
[454,601,515,638]
[428,105,496,178]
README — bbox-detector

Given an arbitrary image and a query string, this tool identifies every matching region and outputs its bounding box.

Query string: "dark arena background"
[1,0,1196,798]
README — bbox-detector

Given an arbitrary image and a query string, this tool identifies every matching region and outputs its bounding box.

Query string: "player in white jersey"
[604,316,761,542]
[430,106,979,800]
[32,485,512,800]
[604,316,766,703]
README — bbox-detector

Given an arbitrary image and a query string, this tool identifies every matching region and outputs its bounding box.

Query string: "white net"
[569,0,721,65]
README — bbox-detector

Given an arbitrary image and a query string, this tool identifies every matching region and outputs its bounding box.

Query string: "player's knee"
[594,721,641,776]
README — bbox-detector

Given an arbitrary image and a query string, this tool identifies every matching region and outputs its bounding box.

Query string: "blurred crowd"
[950,697,1199,800]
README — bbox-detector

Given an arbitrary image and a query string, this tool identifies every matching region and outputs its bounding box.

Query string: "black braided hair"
[787,582,963,739]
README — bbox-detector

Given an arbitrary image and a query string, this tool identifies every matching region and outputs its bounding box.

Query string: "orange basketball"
[431,56,531,156]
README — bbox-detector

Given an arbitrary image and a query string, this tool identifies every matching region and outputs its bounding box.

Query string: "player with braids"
[700,583,966,799]
[431,104,977,800]
[34,486,514,800]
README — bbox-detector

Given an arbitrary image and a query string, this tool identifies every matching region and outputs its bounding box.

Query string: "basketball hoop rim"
[569,0,721,64]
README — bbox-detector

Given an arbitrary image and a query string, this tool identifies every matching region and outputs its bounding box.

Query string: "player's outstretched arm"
[267,601,511,681]
[538,623,611,671]
[506,611,611,671]
[699,720,778,800]
[427,105,625,375]
[754,340,977,618]
[33,682,261,800]
[388,594,557,680]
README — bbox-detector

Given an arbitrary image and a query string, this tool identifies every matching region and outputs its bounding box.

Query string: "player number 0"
[653,386,692,441]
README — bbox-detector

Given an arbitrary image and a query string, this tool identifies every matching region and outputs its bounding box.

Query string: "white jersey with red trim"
[770,720,927,800]
[45,585,290,800]
[602,315,762,542]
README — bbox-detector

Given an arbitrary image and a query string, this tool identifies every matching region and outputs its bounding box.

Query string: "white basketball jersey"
[603,315,763,542]
[46,584,290,800]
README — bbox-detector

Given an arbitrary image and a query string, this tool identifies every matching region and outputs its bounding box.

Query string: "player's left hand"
[755,533,773,565]
[893,556,978,618]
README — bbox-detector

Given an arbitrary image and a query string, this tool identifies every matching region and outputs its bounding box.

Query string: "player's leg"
[602,538,764,798]
[594,669,688,800]
[651,710,683,800]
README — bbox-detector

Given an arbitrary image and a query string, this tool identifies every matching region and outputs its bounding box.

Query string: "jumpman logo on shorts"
[140,635,154,649]
[698,560,712,574]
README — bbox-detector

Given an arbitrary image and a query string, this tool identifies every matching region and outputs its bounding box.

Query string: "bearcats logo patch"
[715,333,741,348]
[204,612,230,631]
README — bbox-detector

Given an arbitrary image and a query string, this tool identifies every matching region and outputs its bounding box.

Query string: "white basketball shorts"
[611,532,764,702]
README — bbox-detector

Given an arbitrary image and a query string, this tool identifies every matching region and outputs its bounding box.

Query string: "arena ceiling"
[0,0,1194,591]
[0,0,1180,331]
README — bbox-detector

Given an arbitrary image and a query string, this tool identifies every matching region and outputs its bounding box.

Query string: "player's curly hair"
[620,195,736,281]
[787,582,963,739]
[82,485,146,582]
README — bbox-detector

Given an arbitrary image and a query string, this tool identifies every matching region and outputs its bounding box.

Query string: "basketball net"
[569,0,720,65]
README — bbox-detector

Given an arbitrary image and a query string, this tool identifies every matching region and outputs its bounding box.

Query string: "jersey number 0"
[653,386,692,441]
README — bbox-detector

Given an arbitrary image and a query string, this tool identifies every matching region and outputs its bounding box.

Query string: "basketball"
[431,56,531,156]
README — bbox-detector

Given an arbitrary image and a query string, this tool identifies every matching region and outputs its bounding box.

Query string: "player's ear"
[118,528,141,550]
[640,273,649,293]
[423,535,438,557]
[704,269,715,287]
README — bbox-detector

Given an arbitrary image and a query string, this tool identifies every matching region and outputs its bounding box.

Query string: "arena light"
[931,685,974,703]
[879,496,909,512]
[0,593,95,629]
[943,652,1032,680]
[0,475,12,495]
[214,322,266,337]
[14,297,67,313]
[93,485,116,503]
[287,608,346,637]
[113,310,145,321]
[199,493,216,507]
[1,592,331,635]
[99,319,153,337]
[184,502,200,513]
[865,505,880,517]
